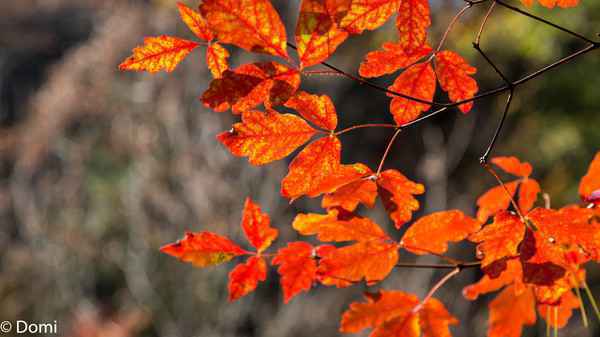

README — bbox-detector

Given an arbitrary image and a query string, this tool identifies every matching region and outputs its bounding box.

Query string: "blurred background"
[0,0,598,336]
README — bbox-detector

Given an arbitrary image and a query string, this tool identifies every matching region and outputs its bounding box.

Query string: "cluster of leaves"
[120,1,597,337]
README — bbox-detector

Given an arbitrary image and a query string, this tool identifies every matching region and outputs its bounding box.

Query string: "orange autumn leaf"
[476,180,519,223]
[200,0,288,58]
[340,0,400,34]
[491,156,533,178]
[119,36,199,73]
[402,210,481,255]
[522,0,579,9]
[293,209,389,242]
[309,163,374,198]
[377,169,425,228]
[469,211,525,277]
[488,285,536,337]
[434,50,478,113]
[228,256,267,301]
[462,258,524,300]
[281,135,341,199]
[579,151,600,203]
[177,2,214,41]
[160,232,246,267]
[518,228,566,287]
[284,91,338,131]
[272,242,317,303]
[217,109,316,165]
[340,290,457,337]
[396,0,431,54]
[359,43,431,78]
[296,0,350,68]
[202,61,301,113]
[388,62,436,125]
[317,240,399,286]
[518,179,540,213]
[322,178,377,211]
[240,198,278,253]
[206,42,230,78]
[537,291,580,328]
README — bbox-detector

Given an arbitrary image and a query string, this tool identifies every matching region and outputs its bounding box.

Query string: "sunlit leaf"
[160,232,246,267]
[206,42,230,78]
[359,43,431,78]
[177,2,214,41]
[272,242,317,303]
[388,62,436,125]
[396,0,430,54]
[228,256,267,301]
[435,50,478,113]
[119,36,199,73]
[284,91,338,131]
[377,169,425,228]
[241,198,278,253]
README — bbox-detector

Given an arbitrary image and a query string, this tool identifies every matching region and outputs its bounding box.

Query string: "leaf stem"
[335,123,397,136]
[412,267,461,313]
[376,128,402,175]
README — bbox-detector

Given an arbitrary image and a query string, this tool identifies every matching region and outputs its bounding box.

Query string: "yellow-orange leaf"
[538,291,580,328]
[296,0,350,68]
[293,209,388,242]
[318,240,399,286]
[396,0,430,54]
[281,135,341,199]
[241,198,278,253]
[491,156,533,177]
[217,109,316,165]
[435,50,478,113]
[359,43,431,78]
[388,62,436,126]
[377,169,425,228]
[206,42,230,78]
[340,0,400,34]
[228,256,267,301]
[469,211,525,276]
[579,151,600,203]
[177,2,214,41]
[119,36,199,73]
[488,286,536,337]
[476,180,519,223]
[202,61,301,113]
[402,210,481,255]
[322,178,377,211]
[284,91,338,130]
[272,242,317,303]
[200,0,288,58]
[160,232,246,267]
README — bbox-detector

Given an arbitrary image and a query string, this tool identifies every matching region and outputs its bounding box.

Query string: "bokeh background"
[0,0,598,336]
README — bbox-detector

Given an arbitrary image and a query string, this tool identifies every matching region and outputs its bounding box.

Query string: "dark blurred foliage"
[0,1,598,336]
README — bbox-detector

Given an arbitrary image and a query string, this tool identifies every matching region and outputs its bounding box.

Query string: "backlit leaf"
[272,242,317,303]
[228,256,267,301]
[419,299,459,337]
[119,36,199,73]
[518,179,540,214]
[296,0,350,68]
[177,2,214,41]
[377,169,425,228]
[340,0,401,34]
[476,180,519,223]
[206,42,230,78]
[491,156,533,178]
[200,0,288,58]
[388,62,436,125]
[293,209,388,242]
[160,232,246,267]
[202,61,301,113]
[241,198,278,253]
[435,50,478,113]
[322,178,377,211]
[462,258,524,300]
[402,210,481,255]
[522,0,579,9]
[396,0,430,54]
[537,291,580,328]
[359,43,431,78]
[217,109,316,165]
[579,151,600,203]
[284,91,338,130]
[488,285,536,337]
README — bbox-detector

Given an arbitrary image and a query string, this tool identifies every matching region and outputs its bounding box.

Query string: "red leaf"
[177,2,214,41]
[377,169,425,228]
[491,156,533,178]
[488,286,536,337]
[476,180,519,223]
[340,0,401,34]
[396,0,431,54]
[206,42,230,78]
[322,178,377,211]
[228,256,267,301]
[538,291,580,328]
[241,198,278,253]
[579,151,600,203]
[202,62,301,113]
[293,209,389,242]
[284,91,338,130]
[359,43,431,78]
[272,242,317,303]
[217,109,316,165]
[522,0,579,9]
[119,36,199,73]
[160,232,246,267]
[200,0,289,58]
[388,62,436,125]
[435,50,478,113]
[518,179,540,213]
